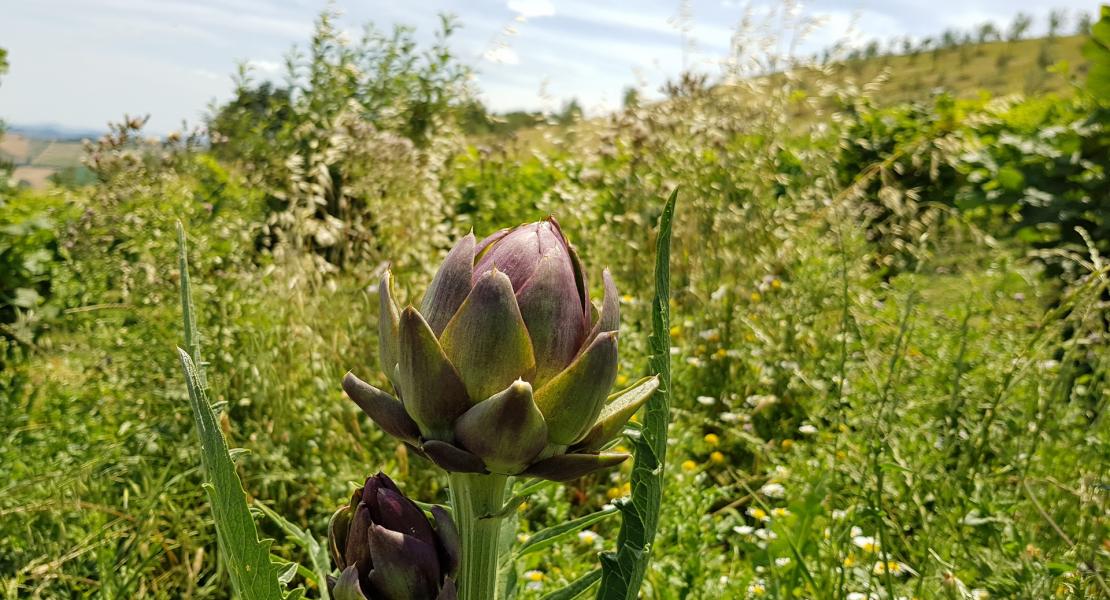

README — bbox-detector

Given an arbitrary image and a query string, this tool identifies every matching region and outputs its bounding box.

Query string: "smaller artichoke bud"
[328,472,460,600]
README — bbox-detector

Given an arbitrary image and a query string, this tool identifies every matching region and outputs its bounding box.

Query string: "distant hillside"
[825,34,1087,104]
[8,123,103,141]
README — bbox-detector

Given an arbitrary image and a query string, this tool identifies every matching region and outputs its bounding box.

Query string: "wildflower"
[681,459,698,472]
[714,348,728,359]
[524,570,544,591]
[615,373,629,386]
[843,555,857,568]
[852,535,879,553]
[771,507,791,518]
[754,528,778,541]
[669,325,683,337]
[704,433,720,446]
[760,483,785,498]
[710,451,725,464]
[748,507,769,522]
[781,439,794,450]
[747,579,767,596]
[577,530,600,545]
[872,561,910,576]
[697,395,717,406]
[850,526,863,537]
[775,557,791,567]
[771,279,782,290]
[720,411,740,423]
[733,525,755,535]
[750,291,762,303]
[798,424,817,435]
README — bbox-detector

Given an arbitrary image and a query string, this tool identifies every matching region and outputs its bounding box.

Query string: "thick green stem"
[449,472,508,600]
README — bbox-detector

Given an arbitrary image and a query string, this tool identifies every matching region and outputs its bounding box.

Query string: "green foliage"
[1083,5,1110,97]
[835,92,1109,276]
[3,8,1109,600]
[0,189,70,358]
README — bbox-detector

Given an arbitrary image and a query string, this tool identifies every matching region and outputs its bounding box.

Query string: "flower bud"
[328,472,459,600]
[344,218,647,481]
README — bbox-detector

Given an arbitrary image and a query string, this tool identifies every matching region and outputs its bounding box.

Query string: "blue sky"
[0,0,1097,134]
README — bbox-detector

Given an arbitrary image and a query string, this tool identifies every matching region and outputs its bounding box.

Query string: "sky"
[0,0,1097,135]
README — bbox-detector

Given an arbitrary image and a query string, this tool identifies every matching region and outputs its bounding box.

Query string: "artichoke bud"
[347,217,640,481]
[328,472,459,600]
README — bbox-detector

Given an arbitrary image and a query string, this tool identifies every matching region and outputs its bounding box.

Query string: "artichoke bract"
[344,217,658,480]
[328,472,460,600]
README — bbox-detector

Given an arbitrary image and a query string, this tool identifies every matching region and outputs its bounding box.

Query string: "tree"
[1076,11,1093,34]
[977,22,1000,43]
[864,39,881,59]
[622,87,640,110]
[1048,9,1067,38]
[1,47,10,188]
[207,79,293,161]
[941,28,959,49]
[556,98,583,125]
[1008,13,1033,41]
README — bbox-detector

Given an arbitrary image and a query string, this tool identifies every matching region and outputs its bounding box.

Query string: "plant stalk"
[448,472,508,600]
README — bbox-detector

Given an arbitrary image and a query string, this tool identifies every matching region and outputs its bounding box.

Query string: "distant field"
[1,133,86,187]
[31,140,86,168]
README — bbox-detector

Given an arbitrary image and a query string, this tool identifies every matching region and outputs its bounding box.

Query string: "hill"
[825,34,1087,103]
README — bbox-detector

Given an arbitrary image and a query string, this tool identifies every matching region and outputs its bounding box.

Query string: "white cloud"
[508,0,555,19]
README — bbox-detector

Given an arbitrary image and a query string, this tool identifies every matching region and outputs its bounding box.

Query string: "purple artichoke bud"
[345,217,646,481]
[328,472,460,600]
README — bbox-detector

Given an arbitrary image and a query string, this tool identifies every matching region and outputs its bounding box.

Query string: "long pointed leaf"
[177,223,282,600]
[595,189,676,600]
